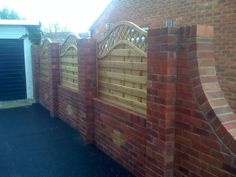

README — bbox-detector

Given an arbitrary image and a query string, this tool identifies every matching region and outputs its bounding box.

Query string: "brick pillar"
[48,43,60,118]
[175,25,236,177]
[146,28,179,177]
[31,45,40,102]
[78,39,97,144]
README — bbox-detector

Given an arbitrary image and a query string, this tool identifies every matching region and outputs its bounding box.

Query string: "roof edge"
[0,20,40,26]
[89,0,116,31]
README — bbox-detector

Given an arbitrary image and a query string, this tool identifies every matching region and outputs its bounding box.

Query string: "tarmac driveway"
[0,104,133,177]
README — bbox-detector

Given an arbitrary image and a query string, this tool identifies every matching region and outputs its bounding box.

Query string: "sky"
[0,0,112,32]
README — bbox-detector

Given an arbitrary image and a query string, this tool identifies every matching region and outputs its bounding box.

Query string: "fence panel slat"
[59,34,80,90]
[99,81,146,98]
[99,71,147,84]
[40,39,51,80]
[99,91,146,115]
[98,60,147,71]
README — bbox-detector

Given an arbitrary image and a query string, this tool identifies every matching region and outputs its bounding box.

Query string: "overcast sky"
[0,0,111,32]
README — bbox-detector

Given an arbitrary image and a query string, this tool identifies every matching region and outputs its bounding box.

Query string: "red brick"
[223,121,236,130]
[33,19,236,177]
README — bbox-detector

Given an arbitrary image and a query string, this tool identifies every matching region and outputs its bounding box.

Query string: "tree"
[0,8,20,20]
[27,23,43,45]
[0,7,42,45]
[43,22,69,33]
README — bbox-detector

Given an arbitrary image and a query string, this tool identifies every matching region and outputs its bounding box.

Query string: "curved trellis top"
[60,33,80,57]
[40,38,52,56]
[97,21,147,58]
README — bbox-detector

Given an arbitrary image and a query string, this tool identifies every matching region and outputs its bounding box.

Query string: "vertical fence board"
[59,34,80,90]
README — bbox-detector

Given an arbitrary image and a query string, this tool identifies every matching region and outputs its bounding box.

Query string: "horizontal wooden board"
[40,74,49,80]
[60,72,78,80]
[109,49,146,57]
[99,71,146,84]
[40,53,48,58]
[60,65,78,72]
[40,65,48,71]
[99,81,146,99]
[60,47,77,58]
[40,74,49,78]
[98,61,147,71]
[40,59,49,64]
[60,80,79,90]
[97,39,147,116]
[99,91,146,115]
[40,75,49,79]
[60,57,78,64]
[40,64,48,69]
[61,75,78,82]
[61,77,78,84]
[40,69,48,75]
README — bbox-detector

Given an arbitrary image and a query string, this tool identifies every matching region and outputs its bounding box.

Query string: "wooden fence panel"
[40,39,51,80]
[97,22,147,115]
[59,34,79,90]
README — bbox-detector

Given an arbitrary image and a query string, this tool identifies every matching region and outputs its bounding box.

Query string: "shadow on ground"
[0,104,133,177]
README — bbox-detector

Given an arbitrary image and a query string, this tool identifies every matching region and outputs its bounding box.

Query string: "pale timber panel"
[59,47,79,90]
[97,22,147,115]
[98,46,147,115]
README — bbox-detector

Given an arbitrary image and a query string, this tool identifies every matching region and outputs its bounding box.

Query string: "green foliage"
[0,8,20,20]
[27,23,43,45]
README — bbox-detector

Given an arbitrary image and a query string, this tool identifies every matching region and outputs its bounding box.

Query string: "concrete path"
[0,104,133,177]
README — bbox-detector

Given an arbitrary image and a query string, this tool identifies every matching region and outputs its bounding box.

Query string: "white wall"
[0,25,34,100]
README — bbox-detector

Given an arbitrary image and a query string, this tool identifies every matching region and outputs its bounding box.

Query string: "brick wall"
[32,43,60,112]
[32,24,236,177]
[48,43,60,117]
[91,0,236,114]
[92,25,236,177]
[55,39,97,143]
[58,86,80,130]
[77,39,97,143]
[146,27,178,177]
[94,99,147,177]
[175,25,236,177]
[93,25,181,177]
[38,79,50,110]
[32,39,97,143]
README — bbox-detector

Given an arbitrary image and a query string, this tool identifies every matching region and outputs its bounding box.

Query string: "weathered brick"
[33,19,236,177]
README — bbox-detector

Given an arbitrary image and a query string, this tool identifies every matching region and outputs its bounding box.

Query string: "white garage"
[0,20,38,104]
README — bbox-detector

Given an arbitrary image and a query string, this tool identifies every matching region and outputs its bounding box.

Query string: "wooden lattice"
[59,34,80,90]
[40,38,51,80]
[97,21,148,115]
[98,21,147,58]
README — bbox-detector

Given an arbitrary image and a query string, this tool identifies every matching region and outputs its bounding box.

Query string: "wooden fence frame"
[97,21,148,115]
[40,38,52,80]
[59,34,80,90]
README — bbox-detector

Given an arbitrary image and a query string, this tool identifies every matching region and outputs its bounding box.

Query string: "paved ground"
[0,104,133,177]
